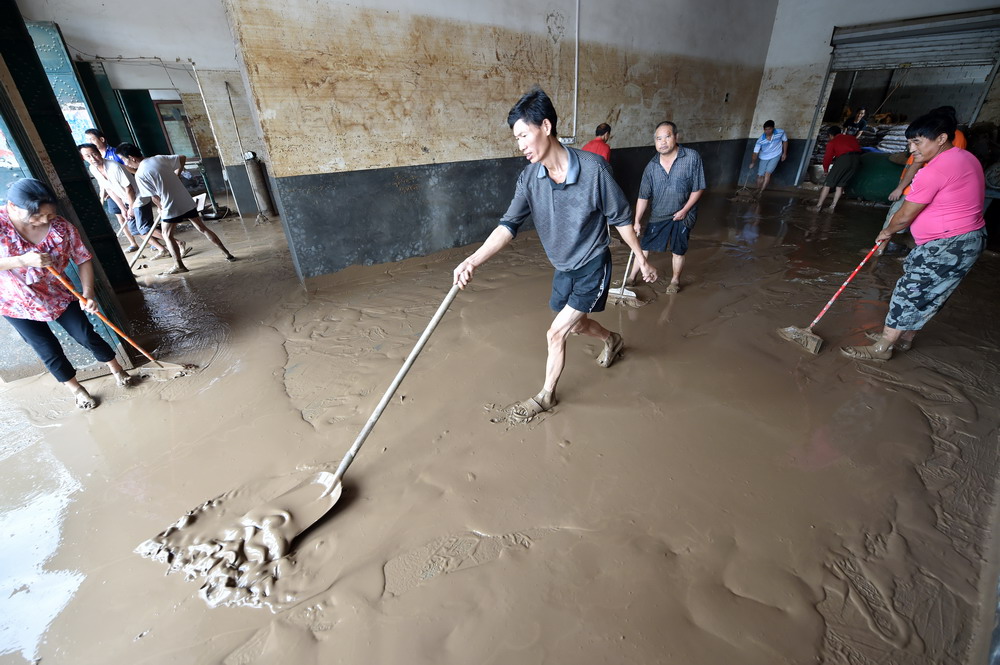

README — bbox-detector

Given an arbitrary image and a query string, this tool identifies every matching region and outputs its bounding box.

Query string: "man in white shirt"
[749,120,788,196]
[79,143,168,257]
[117,143,237,275]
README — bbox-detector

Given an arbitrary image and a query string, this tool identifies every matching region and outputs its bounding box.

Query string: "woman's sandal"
[73,387,97,410]
[865,331,911,351]
[840,343,893,361]
[159,265,190,276]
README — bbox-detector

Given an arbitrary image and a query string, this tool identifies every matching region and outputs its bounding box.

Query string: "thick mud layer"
[1,191,999,664]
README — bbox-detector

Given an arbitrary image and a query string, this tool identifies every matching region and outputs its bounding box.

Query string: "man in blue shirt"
[454,88,656,423]
[628,121,706,294]
[749,120,787,195]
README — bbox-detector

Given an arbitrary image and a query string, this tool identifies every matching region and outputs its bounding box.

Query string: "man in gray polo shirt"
[628,121,706,294]
[454,88,656,423]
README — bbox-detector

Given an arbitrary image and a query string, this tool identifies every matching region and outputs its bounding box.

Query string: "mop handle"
[621,251,636,285]
[331,283,461,486]
[46,266,163,367]
[808,241,884,329]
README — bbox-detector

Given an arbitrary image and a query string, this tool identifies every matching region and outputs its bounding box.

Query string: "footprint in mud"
[382,530,540,598]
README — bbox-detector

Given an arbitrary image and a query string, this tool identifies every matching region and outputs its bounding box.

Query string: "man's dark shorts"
[105,197,121,215]
[550,249,612,313]
[640,219,690,255]
[127,202,156,236]
[161,207,200,224]
[825,152,861,188]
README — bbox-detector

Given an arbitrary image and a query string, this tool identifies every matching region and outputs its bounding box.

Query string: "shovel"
[777,241,884,354]
[136,283,462,608]
[46,266,194,375]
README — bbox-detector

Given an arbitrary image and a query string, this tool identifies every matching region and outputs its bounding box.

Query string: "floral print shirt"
[0,208,91,321]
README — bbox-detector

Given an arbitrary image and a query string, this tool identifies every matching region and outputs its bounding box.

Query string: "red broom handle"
[46,266,162,367]
[808,241,884,329]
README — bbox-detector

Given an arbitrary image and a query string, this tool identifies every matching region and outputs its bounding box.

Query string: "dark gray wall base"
[225,164,259,216]
[738,138,811,188]
[273,138,754,280]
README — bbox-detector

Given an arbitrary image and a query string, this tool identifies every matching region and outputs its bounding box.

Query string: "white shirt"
[90,159,147,206]
[135,155,196,219]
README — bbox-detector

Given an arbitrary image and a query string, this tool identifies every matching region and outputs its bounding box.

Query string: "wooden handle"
[46,266,163,367]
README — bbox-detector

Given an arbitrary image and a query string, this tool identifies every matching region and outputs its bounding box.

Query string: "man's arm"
[877,200,927,242]
[453,226,514,288]
[673,190,704,221]
[174,155,187,177]
[888,161,923,201]
[781,135,788,161]
[613,224,657,283]
[633,198,649,236]
[123,185,138,219]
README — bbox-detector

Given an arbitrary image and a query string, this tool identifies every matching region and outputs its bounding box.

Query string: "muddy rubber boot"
[840,337,894,361]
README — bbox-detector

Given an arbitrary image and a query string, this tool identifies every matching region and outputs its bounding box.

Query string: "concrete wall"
[220,0,778,277]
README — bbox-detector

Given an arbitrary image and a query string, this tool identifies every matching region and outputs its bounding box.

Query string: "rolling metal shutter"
[831,11,1000,71]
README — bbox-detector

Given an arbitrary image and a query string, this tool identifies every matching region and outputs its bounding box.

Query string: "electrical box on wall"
[559,137,575,144]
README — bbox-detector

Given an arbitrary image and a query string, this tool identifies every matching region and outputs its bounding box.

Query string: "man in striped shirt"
[628,121,706,294]
[454,88,656,423]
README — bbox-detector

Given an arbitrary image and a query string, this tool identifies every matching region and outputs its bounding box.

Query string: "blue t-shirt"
[753,129,787,161]
[104,146,125,165]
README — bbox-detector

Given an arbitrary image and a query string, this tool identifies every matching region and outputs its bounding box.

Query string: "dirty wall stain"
[223,1,765,179]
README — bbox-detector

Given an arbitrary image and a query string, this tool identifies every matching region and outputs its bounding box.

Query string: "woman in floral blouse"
[1,179,133,409]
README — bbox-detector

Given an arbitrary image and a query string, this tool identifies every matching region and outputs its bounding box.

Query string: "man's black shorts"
[161,207,200,224]
[550,249,612,313]
[640,219,689,255]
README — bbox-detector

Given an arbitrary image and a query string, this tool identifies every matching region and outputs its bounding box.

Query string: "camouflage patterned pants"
[885,228,986,330]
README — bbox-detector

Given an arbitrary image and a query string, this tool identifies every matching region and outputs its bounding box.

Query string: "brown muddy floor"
[1,188,999,664]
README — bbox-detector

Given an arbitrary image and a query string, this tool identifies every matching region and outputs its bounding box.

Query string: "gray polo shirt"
[499,147,632,272]
[638,146,707,225]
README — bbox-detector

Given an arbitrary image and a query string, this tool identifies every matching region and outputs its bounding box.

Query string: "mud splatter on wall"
[222,1,772,179]
[180,92,218,159]
[192,69,265,167]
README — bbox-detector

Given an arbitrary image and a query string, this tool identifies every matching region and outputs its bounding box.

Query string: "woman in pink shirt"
[842,111,987,361]
[1,179,134,408]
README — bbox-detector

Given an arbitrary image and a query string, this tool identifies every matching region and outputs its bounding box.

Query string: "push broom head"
[776,326,823,354]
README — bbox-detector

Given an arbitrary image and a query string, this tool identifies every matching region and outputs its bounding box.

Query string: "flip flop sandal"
[159,265,190,276]
[180,244,193,258]
[664,283,680,294]
[597,333,624,368]
[126,245,140,252]
[504,395,557,424]
[865,331,910,351]
[840,344,893,361]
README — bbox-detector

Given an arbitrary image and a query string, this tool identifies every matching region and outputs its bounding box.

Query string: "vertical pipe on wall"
[571,0,579,140]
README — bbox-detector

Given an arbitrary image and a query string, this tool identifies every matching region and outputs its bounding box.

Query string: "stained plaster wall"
[223,0,779,277]
[750,0,1000,185]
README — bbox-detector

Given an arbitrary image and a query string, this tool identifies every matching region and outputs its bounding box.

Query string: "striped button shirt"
[638,146,707,225]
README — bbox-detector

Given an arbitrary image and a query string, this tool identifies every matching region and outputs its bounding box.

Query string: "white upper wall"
[14,0,238,91]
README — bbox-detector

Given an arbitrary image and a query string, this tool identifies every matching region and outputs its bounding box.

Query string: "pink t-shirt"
[0,208,92,321]
[906,147,985,245]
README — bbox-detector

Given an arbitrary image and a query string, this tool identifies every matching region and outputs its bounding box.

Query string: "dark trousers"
[4,301,115,382]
